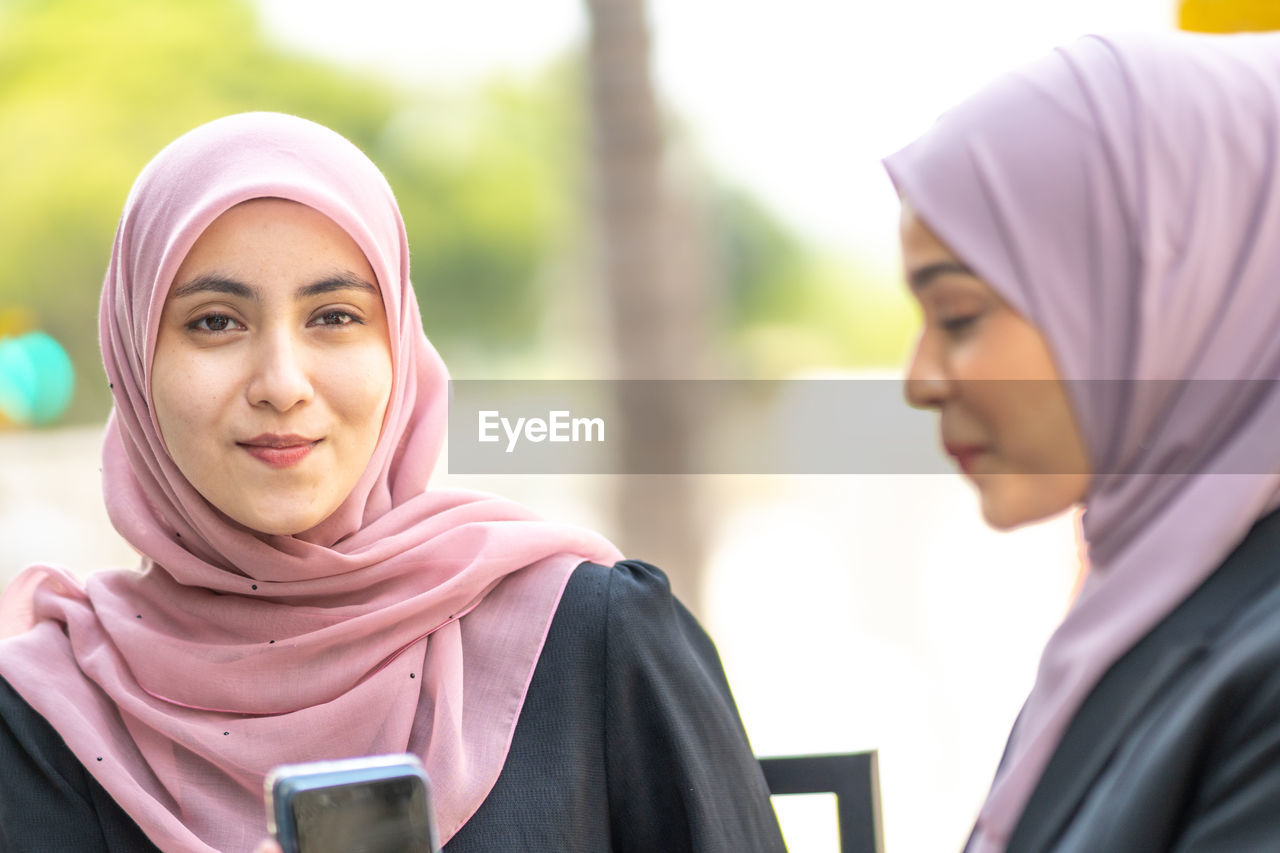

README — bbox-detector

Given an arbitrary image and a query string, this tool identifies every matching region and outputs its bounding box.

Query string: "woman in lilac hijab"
[887,31,1280,851]
[0,113,785,852]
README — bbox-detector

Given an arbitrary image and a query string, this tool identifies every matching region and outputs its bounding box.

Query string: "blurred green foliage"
[0,0,578,421]
[0,0,912,425]
[714,188,914,373]
[1,0,391,421]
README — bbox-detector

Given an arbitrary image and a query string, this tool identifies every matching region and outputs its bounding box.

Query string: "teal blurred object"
[0,332,76,426]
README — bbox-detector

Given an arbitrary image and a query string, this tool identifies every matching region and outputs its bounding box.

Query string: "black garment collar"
[1005,507,1280,851]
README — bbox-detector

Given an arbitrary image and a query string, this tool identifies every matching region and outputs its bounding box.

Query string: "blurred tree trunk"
[584,0,711,614]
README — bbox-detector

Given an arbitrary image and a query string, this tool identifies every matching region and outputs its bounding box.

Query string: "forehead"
[185,198,360,257]
[171,198,378,291]
[899,203,959,264]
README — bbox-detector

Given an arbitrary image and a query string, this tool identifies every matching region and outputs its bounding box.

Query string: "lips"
[943,442,987,475]
[237,434,321,469]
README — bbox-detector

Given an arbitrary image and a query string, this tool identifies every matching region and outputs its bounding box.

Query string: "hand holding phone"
[265,754,440,853]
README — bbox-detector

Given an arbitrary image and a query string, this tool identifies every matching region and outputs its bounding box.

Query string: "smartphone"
[265,753,440,853]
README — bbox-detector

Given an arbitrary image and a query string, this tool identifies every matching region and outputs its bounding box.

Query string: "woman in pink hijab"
[887,31,1280,852]
[0,113,785,852]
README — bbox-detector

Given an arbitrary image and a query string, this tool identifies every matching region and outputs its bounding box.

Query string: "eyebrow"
[907,261,976,292]
[170,271,378,301]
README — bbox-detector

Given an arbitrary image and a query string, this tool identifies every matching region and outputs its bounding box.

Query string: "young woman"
[887,31,1280,851]
[0,113,785,852]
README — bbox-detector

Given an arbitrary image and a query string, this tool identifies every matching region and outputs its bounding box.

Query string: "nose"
[246,330,314,412]
[903,331,948,410]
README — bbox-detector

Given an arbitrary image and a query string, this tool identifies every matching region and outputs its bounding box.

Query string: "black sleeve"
[0,677,158,853]
[602,560,786,853]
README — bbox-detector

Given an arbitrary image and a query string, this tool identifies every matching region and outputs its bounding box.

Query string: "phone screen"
[291,776,435,853]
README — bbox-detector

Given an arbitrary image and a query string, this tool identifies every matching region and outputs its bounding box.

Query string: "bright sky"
[257,0,1176,265]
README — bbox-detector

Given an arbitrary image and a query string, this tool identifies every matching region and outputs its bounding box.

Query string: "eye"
[940,313,981,335]
[311,310,362,327]
[942,313,977,330]
[188,313,243,333]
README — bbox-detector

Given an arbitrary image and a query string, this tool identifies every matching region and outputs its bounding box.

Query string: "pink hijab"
[886,32,1280,851]
[0,112,621,852]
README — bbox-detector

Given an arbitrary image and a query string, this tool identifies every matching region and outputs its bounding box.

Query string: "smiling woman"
[153,199,393,536]
[0,113,785,853]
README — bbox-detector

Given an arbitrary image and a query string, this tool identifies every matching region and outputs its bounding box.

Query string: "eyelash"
[312,310,362,327]
[188,313,242,334]
[940,315,980,334]
[185,310,364,334]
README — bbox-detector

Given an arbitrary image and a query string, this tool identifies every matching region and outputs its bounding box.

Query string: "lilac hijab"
[0,113,621,852]
[885,32,1280,850]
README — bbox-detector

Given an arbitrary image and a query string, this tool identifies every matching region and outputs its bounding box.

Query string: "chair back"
[759,751,883,853]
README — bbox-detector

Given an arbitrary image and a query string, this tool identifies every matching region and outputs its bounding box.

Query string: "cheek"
[952,380,1054,455]
[951,328,1078,459]
[325,344,394,432]
[950,379,1008,437]
[152,354,198,443]
[151,348,237,457]
[986,385,1085,473]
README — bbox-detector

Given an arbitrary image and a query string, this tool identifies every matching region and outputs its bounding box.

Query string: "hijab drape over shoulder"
[885,32,1280,851]
[0,112,621,852]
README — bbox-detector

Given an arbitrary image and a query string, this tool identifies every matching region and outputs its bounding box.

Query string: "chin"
[240,518,314,537]
[978,486,1076,531]
[230,506,332,537]
[981,507,1038,531]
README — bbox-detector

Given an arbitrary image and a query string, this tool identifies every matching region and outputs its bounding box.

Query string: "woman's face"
[900,204,1091,529]
[152,198,394,536]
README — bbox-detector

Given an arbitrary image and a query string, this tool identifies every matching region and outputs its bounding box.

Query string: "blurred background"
[0,0,1223,848]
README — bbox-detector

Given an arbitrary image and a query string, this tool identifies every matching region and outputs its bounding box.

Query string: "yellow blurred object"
[0,309,36,429]
[1179,0,1280,32]
[0,307,34,339]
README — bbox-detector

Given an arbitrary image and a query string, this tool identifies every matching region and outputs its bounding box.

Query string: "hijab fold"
[885,31,1280,851]
[0,112,621,853]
